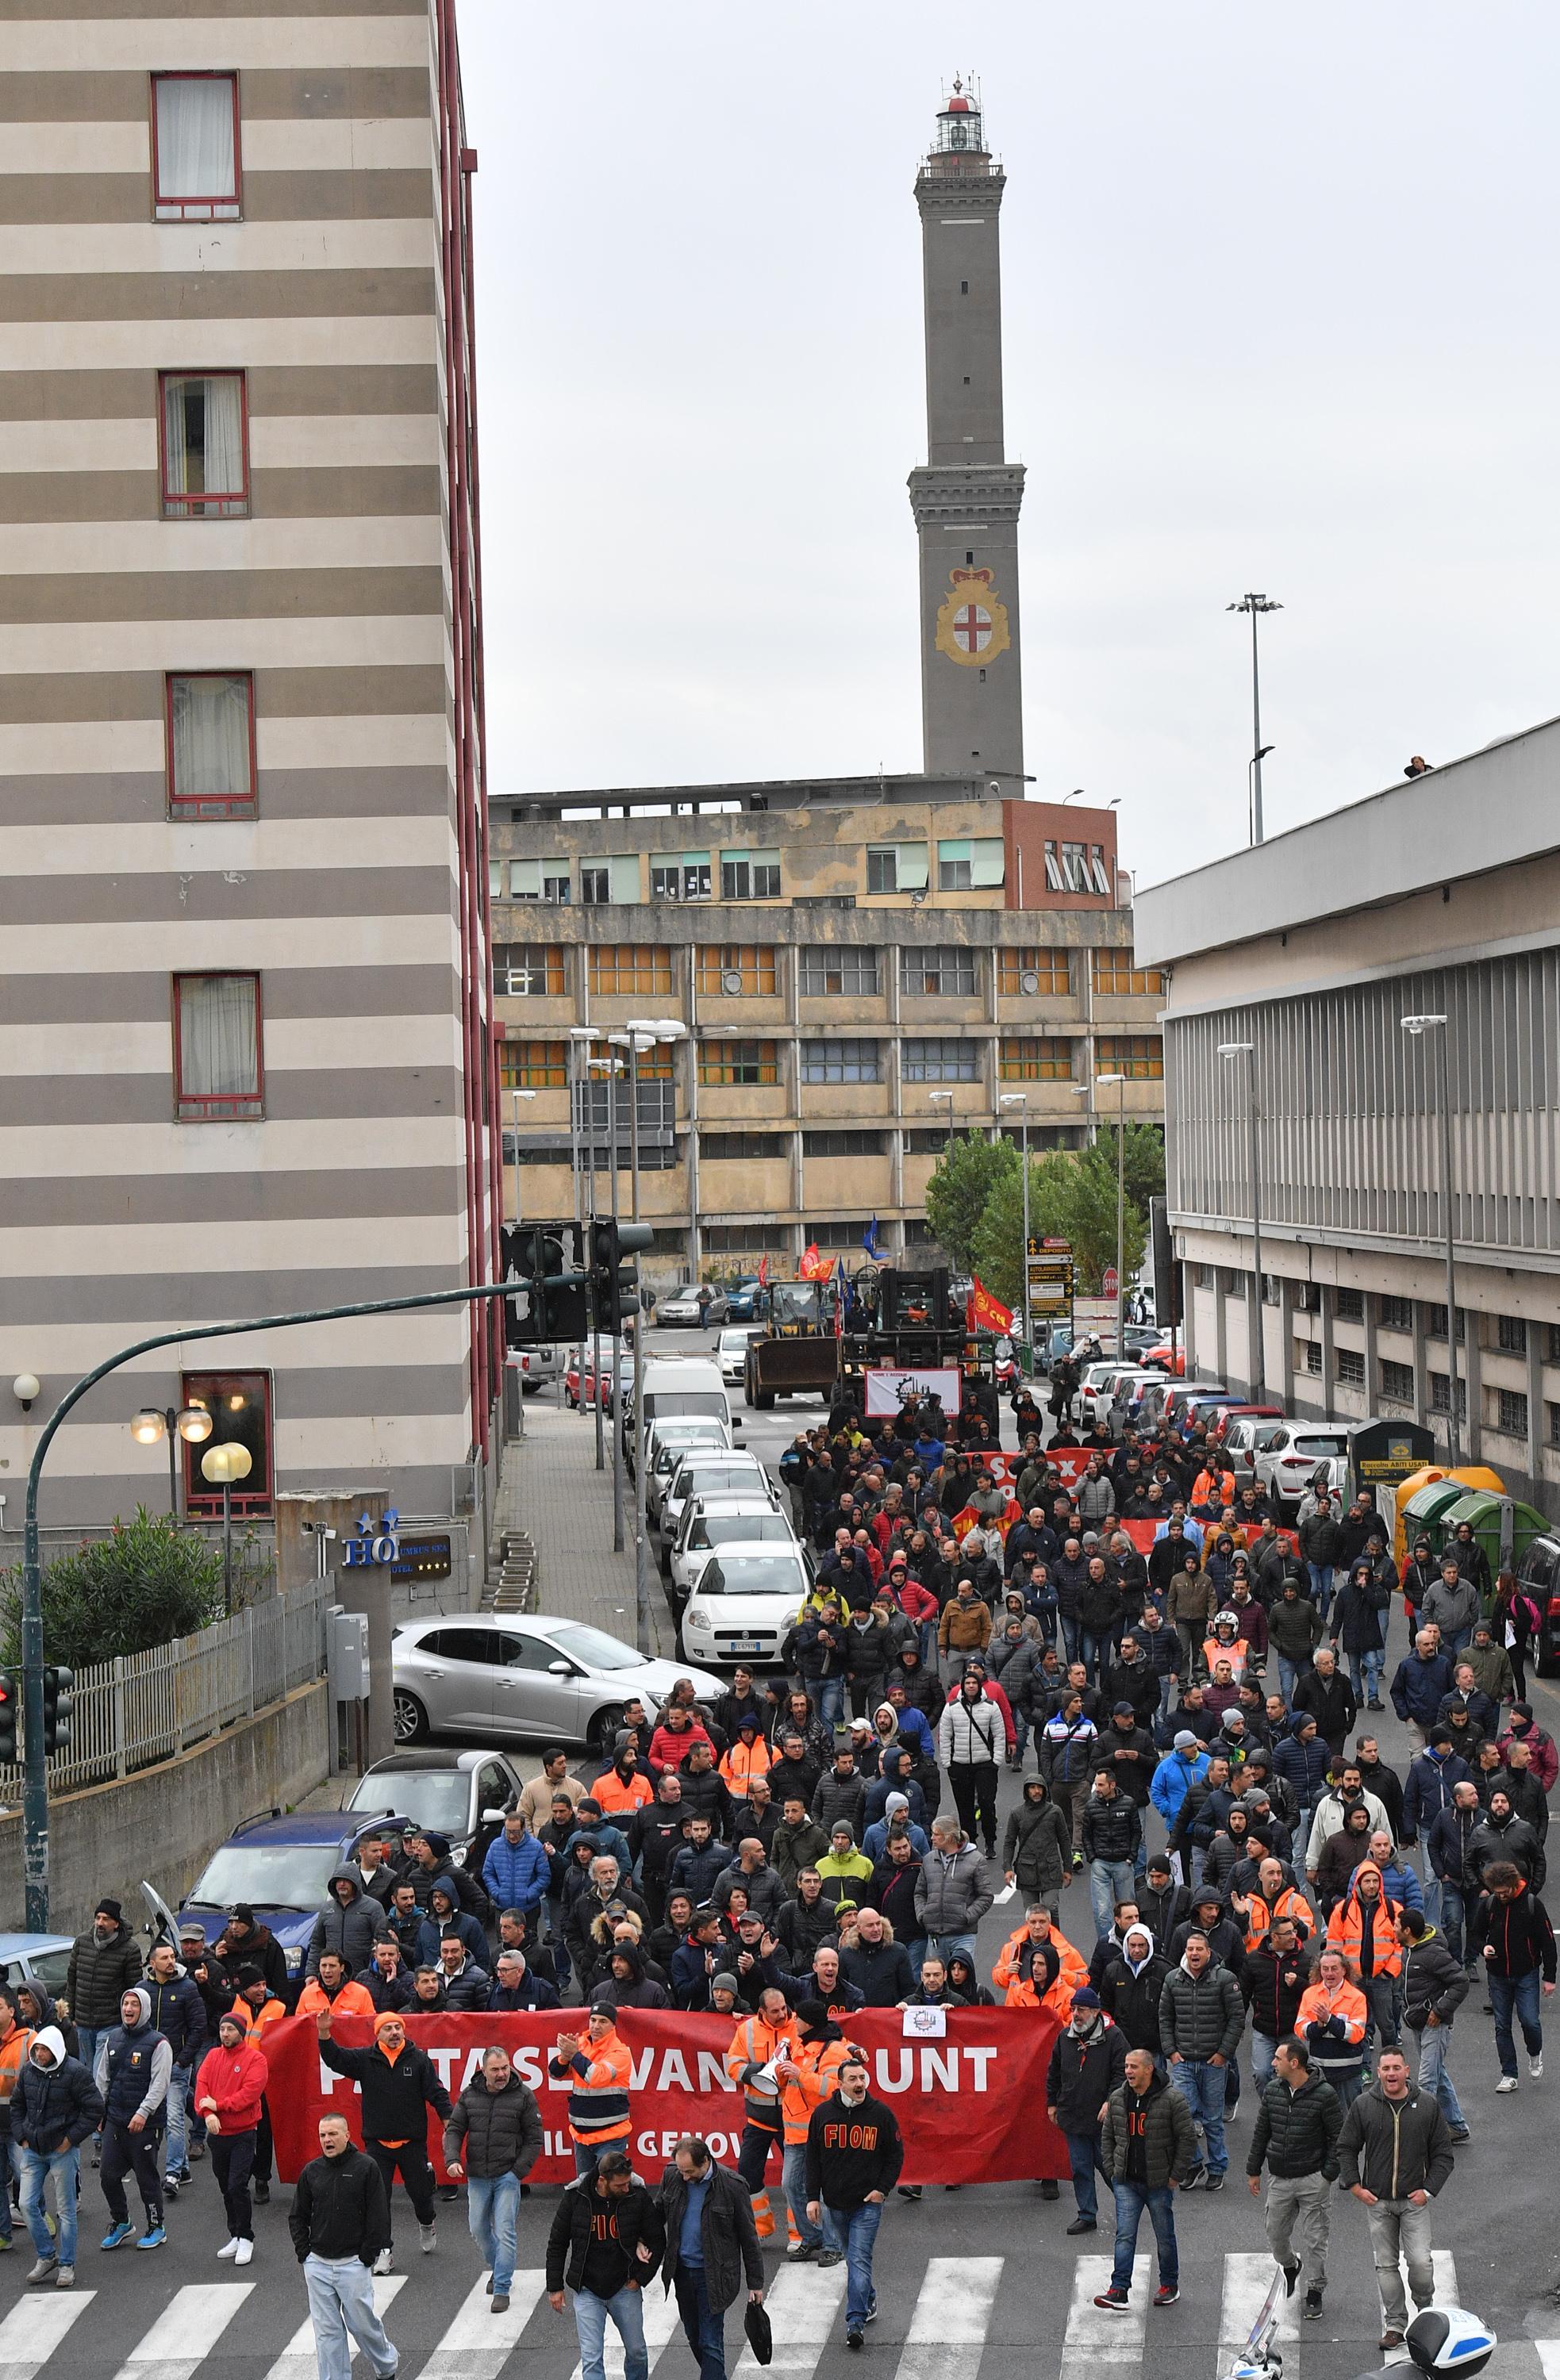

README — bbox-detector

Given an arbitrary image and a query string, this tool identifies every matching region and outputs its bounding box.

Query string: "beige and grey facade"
[1135,717,1560,1518]
[0,0,501,1531]
[488,777,1165,1280]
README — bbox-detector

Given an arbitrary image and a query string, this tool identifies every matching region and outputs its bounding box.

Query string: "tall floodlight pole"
[1227,593,1281,844]
[1402,1013,1459,1467]
[1217,1041,1265,1403]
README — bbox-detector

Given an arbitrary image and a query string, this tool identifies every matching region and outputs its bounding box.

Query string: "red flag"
[798,1244,831,1281]
[757,1255,768,1287]
[967,1276,1013,1334]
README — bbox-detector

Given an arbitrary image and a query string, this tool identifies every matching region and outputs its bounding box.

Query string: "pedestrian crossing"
[0,2242,1534,2380]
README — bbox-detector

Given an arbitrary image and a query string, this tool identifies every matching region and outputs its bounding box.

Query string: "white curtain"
[179,976,258,1100]
[156,77,236,201]
[171,676,250,800]
[163,376,244,509]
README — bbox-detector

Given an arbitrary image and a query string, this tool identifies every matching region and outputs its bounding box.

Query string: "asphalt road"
[11,1334,1558,2379]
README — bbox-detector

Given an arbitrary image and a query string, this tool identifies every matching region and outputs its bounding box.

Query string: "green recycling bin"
[1436,1490,1548,1608]
[1401,1480,1473,1561]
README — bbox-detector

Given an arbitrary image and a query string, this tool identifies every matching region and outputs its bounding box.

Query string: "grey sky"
[458,2,1558,889]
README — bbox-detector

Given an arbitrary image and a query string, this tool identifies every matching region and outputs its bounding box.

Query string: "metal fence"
[0,1581,329,1798]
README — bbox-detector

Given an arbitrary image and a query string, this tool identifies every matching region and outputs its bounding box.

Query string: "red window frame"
[149,71,242,220]
[172,971,264,1120]
[164,670,257,819]
[181,1371,274,1518]
[157,369,250,519]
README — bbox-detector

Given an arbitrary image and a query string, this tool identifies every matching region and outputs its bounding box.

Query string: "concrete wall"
[0,1680,329,1936]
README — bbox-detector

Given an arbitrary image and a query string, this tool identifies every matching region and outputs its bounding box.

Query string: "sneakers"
[1281,2261,1301,2299]
[818,2250,843,2268]
[1204,2173,1226,2193]
[1447,2126,1471,2143]
[865,2298,878,2324]
[1178,2166,1205,2192]
[1093,2289,1132,2313]
[26,2256,57,2286]
[1531,2055,1544,2080]
[136,2227,167,2251]
[253,2181,271,2205]
[1154,2285,1180,2308]
[846,2328,863,2351]
[786,2245,818,2263]
[374,2248,394,2275]
[100,2222,136,2252]
[1303,2290,1324,2322]
[1496,2075,1519,2094]
[419,2223,437,2255]
[164,2171,188,2198]
[235,2240,253,2267]
[896,2186,922,2202]
[56,2265,75,2290]
[217,2238,240,2260]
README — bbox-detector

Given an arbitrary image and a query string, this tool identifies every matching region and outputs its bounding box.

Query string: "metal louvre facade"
[1167,946,1560,1262]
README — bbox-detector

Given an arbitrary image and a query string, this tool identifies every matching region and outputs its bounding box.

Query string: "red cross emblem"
[953,602,993,654]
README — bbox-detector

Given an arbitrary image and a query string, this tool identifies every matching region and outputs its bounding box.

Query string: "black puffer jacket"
[1044,2013,1128,2132]
[1080,1791,1142,1867]
[66,1921,143,2030]
[1247,2071,1343,2181]
[1099,1948,1172,2056]
[548,2173,666,2294]
[443,2070,543,2179]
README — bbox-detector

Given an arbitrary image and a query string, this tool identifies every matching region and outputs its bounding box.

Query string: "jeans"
[822,2199,882,2328]
[1264,2171,1330,2291]
[1065,2128,1106,2222]
[1109,2179,1178,2291]
[0,2134,13,2244]
[163,2065,193,2175]
[809,1677,845,1733]
[467,2171,521,2294]
[1347,1648,1384,1705]
[1489,1968,1543,2078]
[1360,1973,1398,2053]
[209,2129,256,2240]
[1306,1564,1334,1621]
[674,2264,728,2380]
[1363,2198,1435,2335]
[574,2284,649,2380]
[1412,2022,1466,2129]
[924,1932,976,1969]
[1277,1655,1311,1706]
[101,2116,165,2227]
[19,2144,77,2267]
[1170,2058,1228,2175]
[1089,1859,1136,1939]
[304,2252,398,2380]
[782,2141,822,2249]
[1251,2032,1278,2092]
[1443,1626,1473,1660]
[1435,1883,1470,1967]
[1082,1631,1113,1688]
[1060,1615,1082,1668]
[574,2140,607,2178]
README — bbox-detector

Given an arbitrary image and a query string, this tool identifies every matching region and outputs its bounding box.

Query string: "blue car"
[144,1805,412,1986]
[723,1278,767,1322]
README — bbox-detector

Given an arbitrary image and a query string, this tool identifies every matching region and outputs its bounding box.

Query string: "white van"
[638,1357,740,1438]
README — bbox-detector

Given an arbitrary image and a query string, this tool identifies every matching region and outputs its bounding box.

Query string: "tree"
[0,1508,225,1672]
[922,1130,1018,1272]
[970,1140,1151,1307]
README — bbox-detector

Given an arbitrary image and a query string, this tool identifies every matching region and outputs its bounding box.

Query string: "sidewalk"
[491,1395,675,1656]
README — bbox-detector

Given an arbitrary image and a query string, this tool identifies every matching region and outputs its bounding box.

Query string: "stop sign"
[1103,1265,1119,1300]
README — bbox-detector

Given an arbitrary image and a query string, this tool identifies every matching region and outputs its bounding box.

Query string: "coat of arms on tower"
[935,566,1011,667]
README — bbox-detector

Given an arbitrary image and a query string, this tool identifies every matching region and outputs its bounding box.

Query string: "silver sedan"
[390,1614,722,1753]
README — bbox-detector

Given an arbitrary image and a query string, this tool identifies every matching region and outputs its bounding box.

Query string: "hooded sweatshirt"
[12,2027,103,2153]
[306,1864,392,1978]
[94,1987,174,2129]
[194,2032,268,2134]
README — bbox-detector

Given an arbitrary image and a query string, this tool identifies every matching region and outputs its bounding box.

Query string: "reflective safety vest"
[549,2026,632,2147]
[1240,1884,1316,1954]
[780,2036,852,2146]
[1326,1890,1404,1979]
[725,2010,799,2129]
[718,1738,775,1799]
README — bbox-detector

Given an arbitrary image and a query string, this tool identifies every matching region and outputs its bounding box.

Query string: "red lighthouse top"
[933,76,986,155]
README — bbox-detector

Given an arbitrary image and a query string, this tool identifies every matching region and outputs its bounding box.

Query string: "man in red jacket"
[194,2011,268,2264]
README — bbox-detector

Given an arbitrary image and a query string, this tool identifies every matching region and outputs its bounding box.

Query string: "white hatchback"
[1255,1422,1356,1516]
[679,1543,813,1671]
[668,1495,801,1603]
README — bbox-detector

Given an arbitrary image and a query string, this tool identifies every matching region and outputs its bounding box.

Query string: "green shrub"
[0,1507,225,1671]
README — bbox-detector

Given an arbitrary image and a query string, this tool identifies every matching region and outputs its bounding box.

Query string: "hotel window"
[999,1036,1074,1081]
[499,1040,567,1088]
[159,372,248,518]
[590,944,674,996]
[1091,947,1166,996]
[152,72,240,221]
[173,973,262,1119]
[798,946,880,997]
[695,946,777,997]
[720,848,782,900]
[997,947,1070,997]
[181,1372,271,1517]
[1095,1035,1162,1080]
[650,851,711,901]
[699,1040,778,1087]
[166,672,255,817]
[493,944,565,997]
[902,1038,979,1083]
[866,843,928,895]
[801,1039,882,1084]
[901,945,977,996]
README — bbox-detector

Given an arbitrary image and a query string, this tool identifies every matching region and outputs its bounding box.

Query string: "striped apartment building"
[0,0,501,1537]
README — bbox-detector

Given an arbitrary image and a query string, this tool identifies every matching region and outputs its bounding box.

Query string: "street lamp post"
[506,1088,536,1441]
[998,1092,1030,1354]
[200,1440,252,1614]
[571,1030,606,1473]
[591,1051,628,1552]
[1227,594,1282,844]
[616,1016,688,1656]
[129,1401,213,1518]
[1402,1012,1459,1466]
[1096,1072,1127,1353]
[1217,1041,1265,1403]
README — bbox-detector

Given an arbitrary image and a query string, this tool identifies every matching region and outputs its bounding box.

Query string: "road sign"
[1102,1265,1119,1301]
[1026,1253,1073,1315]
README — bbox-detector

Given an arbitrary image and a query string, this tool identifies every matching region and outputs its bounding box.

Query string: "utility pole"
[1227,593,1281,844]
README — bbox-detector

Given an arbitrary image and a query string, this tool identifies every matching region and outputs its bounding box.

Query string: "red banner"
[261,2007,1067,2187]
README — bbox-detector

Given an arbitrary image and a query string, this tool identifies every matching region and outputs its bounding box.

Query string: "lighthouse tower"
[907,79,1026,781]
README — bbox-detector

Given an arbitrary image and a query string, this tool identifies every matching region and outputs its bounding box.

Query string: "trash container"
[1436,1490,1549,1612]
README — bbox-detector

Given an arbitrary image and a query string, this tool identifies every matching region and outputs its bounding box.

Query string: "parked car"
[389,1614,721,1752]
[1219,1413,1289,1482]
[1032,1323,1074,1377]
[1159,1379,1229,1434]
[1180,1392,1249,1438]
[344,1747,527,1877]
[724,1279,768,1323]
[1139,1343,1190,1376]
[0,1933,74,2004]
[668,1495,801,1608]
[645,1423,738,1526]
[148,1809,413,1980]
[1095,1367,1162,1432]
[1254,1422,1356,1518]
[658,1449,778,1550]
[716,1325,760,1386]
[566,1342,634,1413]
[679,1544,813,1671]
[1515,1534,1560,1677]
[657,1284,729,1328]
[508,1344,563,1396]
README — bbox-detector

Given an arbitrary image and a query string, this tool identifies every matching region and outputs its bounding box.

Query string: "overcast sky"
[458,2,1558,890]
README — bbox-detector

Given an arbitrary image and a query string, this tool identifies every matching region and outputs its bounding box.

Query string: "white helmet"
[1404,2308,1497,2378]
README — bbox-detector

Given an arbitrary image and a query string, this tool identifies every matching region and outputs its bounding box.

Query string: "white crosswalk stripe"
[419,2267,548,2380]
[0,2294,94,2380]
[262,2273,405,2380]
[1059,2254,1152,2380]
[1535,2345,1560,2380]
[1432,2251,1458,2305]
[110,2282,253,2380]
[563,2274,685,2380]
[895,2255,1004,2380]
[735,2261,848,2375]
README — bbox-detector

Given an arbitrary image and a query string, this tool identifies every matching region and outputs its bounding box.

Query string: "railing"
[0,1581,329,1799]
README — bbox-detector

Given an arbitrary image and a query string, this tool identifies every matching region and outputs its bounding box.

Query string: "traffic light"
[41,1667,72,1756]
[0,1671,16,1764]
[587,1219,655,1333]
[501,1223,589,1345]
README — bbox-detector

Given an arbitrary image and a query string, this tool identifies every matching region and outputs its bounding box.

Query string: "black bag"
[744,2300,774,2367]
